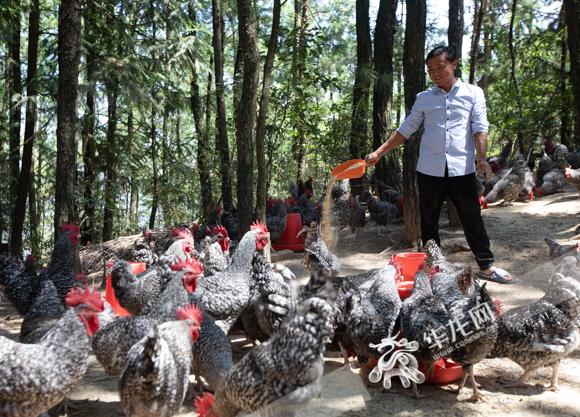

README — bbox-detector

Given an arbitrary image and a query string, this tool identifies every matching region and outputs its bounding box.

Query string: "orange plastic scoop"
[331,159,367,180]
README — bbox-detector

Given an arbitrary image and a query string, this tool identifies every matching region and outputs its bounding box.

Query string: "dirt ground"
[1,185,579,417]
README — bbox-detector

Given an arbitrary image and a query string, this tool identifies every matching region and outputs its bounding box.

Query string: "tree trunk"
[189,2,213,220]
[448,0,464,78]
[10,0,39,257]
[235,0,260,234]
[372,0,399,194]
[468,0,486,83]
[129,177,139,232]
[292,0,309,180]
[54,0,80,239]
[479,0,492,92]
[212,0,233,211]
[349,0,373,197]
[102,79,118,241]
[7,1,22,233]
[508,0,524,151]
[565,0,580,147]
[402,0,426,246]
[559,4,572,148]
[28,162,39,257]
[148,94,159,230]
[255,0,281,223]
[81,1,97,245]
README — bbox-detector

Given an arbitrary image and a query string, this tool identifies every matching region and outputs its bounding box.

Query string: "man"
[365,45,515,284]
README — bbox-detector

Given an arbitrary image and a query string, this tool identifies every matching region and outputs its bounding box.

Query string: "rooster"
[119,304,203,417]
[0,286,105,417]
[200,226,231,276]
[489,269,580,391]
[193,222,269,334]
[195,269,337,417]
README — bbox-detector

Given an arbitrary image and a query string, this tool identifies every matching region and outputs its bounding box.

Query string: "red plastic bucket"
[396,281,414,301]
[394,252,426,281]
[105,261,146,317]
[272,212,305,252]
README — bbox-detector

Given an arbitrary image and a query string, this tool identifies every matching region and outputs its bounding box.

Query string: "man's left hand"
[476,158,492,181]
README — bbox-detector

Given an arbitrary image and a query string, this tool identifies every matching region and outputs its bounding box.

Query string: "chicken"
[431,268,497,401]
[489,269,580,390]
[361,190,401,233]
[266,198,288,243]
[535,169,566,197]
[194,269,337,417]
[330,194,366,233]
[132,230,157,267]
[536,151,553,187]
[423,239,462,274]
[119,304,203,417]
[565,166,580,195]
[193,222,269,334]
[342,265,402,374]
[110,256,179,316]
[0,286,105,417]
[400,267,450,396]
[300,222,341,277]
[238,252,298,343]
[544,237,580,264]
[565,148,580,169]
[484,155,530,205]
[199,226,231,276]
[488,140,513,174]
[0,225,80,315]
[19,280,65,344]
[92,258,203,376]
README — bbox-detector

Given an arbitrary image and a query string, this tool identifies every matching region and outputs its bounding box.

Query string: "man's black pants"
[417,169,494,270]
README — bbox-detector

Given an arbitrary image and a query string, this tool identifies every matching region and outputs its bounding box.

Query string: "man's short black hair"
[426,45,458,63]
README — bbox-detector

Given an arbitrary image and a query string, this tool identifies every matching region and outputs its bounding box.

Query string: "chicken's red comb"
[176,303,203,325]
[194,392,215,417]
[75,273,88,283]
[60,223,80,234]
[251,221,268,233]
[171,226,192,238]
[170,258,204,276]
[492,299,504,316]
[428,265,440,277]
[65,285,104,311]
[211,225,229,238]
[479,195,488,209]
[565,167,572,178]
[143,230,153,238]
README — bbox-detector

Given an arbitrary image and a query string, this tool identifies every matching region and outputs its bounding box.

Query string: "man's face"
[427,54,457,89]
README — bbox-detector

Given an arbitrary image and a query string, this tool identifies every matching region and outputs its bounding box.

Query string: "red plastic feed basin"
[420,358,464,385]
[394,252,427,281]
[272,212,305,252]
[105,261,146,317]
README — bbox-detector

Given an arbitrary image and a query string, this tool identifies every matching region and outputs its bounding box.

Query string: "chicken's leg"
[338,341,352,369]
[468,372,484,402]
[504,368,535,388]
[543,361,560,392]
[456,372,469,399]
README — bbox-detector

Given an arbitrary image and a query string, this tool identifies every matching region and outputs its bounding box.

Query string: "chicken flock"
[1,203,579,417]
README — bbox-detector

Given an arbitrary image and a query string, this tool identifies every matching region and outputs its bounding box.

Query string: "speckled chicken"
[484,156,529,205]
[423,239,462,274]
[0,287,105,417]
[200,226,231,276]
[110,255,178,316]
[489,268,580,390]
[400,267,450,396]
[195,270,337,417]
[119,304,203,417]
[361,190,401,232]
[342,265,402,372]
[544,237,580,264]
[330,194,366,233]
[266,198,288,243]
[193,222,269,334]
[19,280,65,344]
[431,268,497,401]
[92,259,202,376]
[0,225,81,315]
[300,222,341,277]
[132,230,157,267]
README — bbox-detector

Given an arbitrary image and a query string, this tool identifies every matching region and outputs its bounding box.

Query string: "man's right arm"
[365,95,425,166]
[365,131,406,165]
